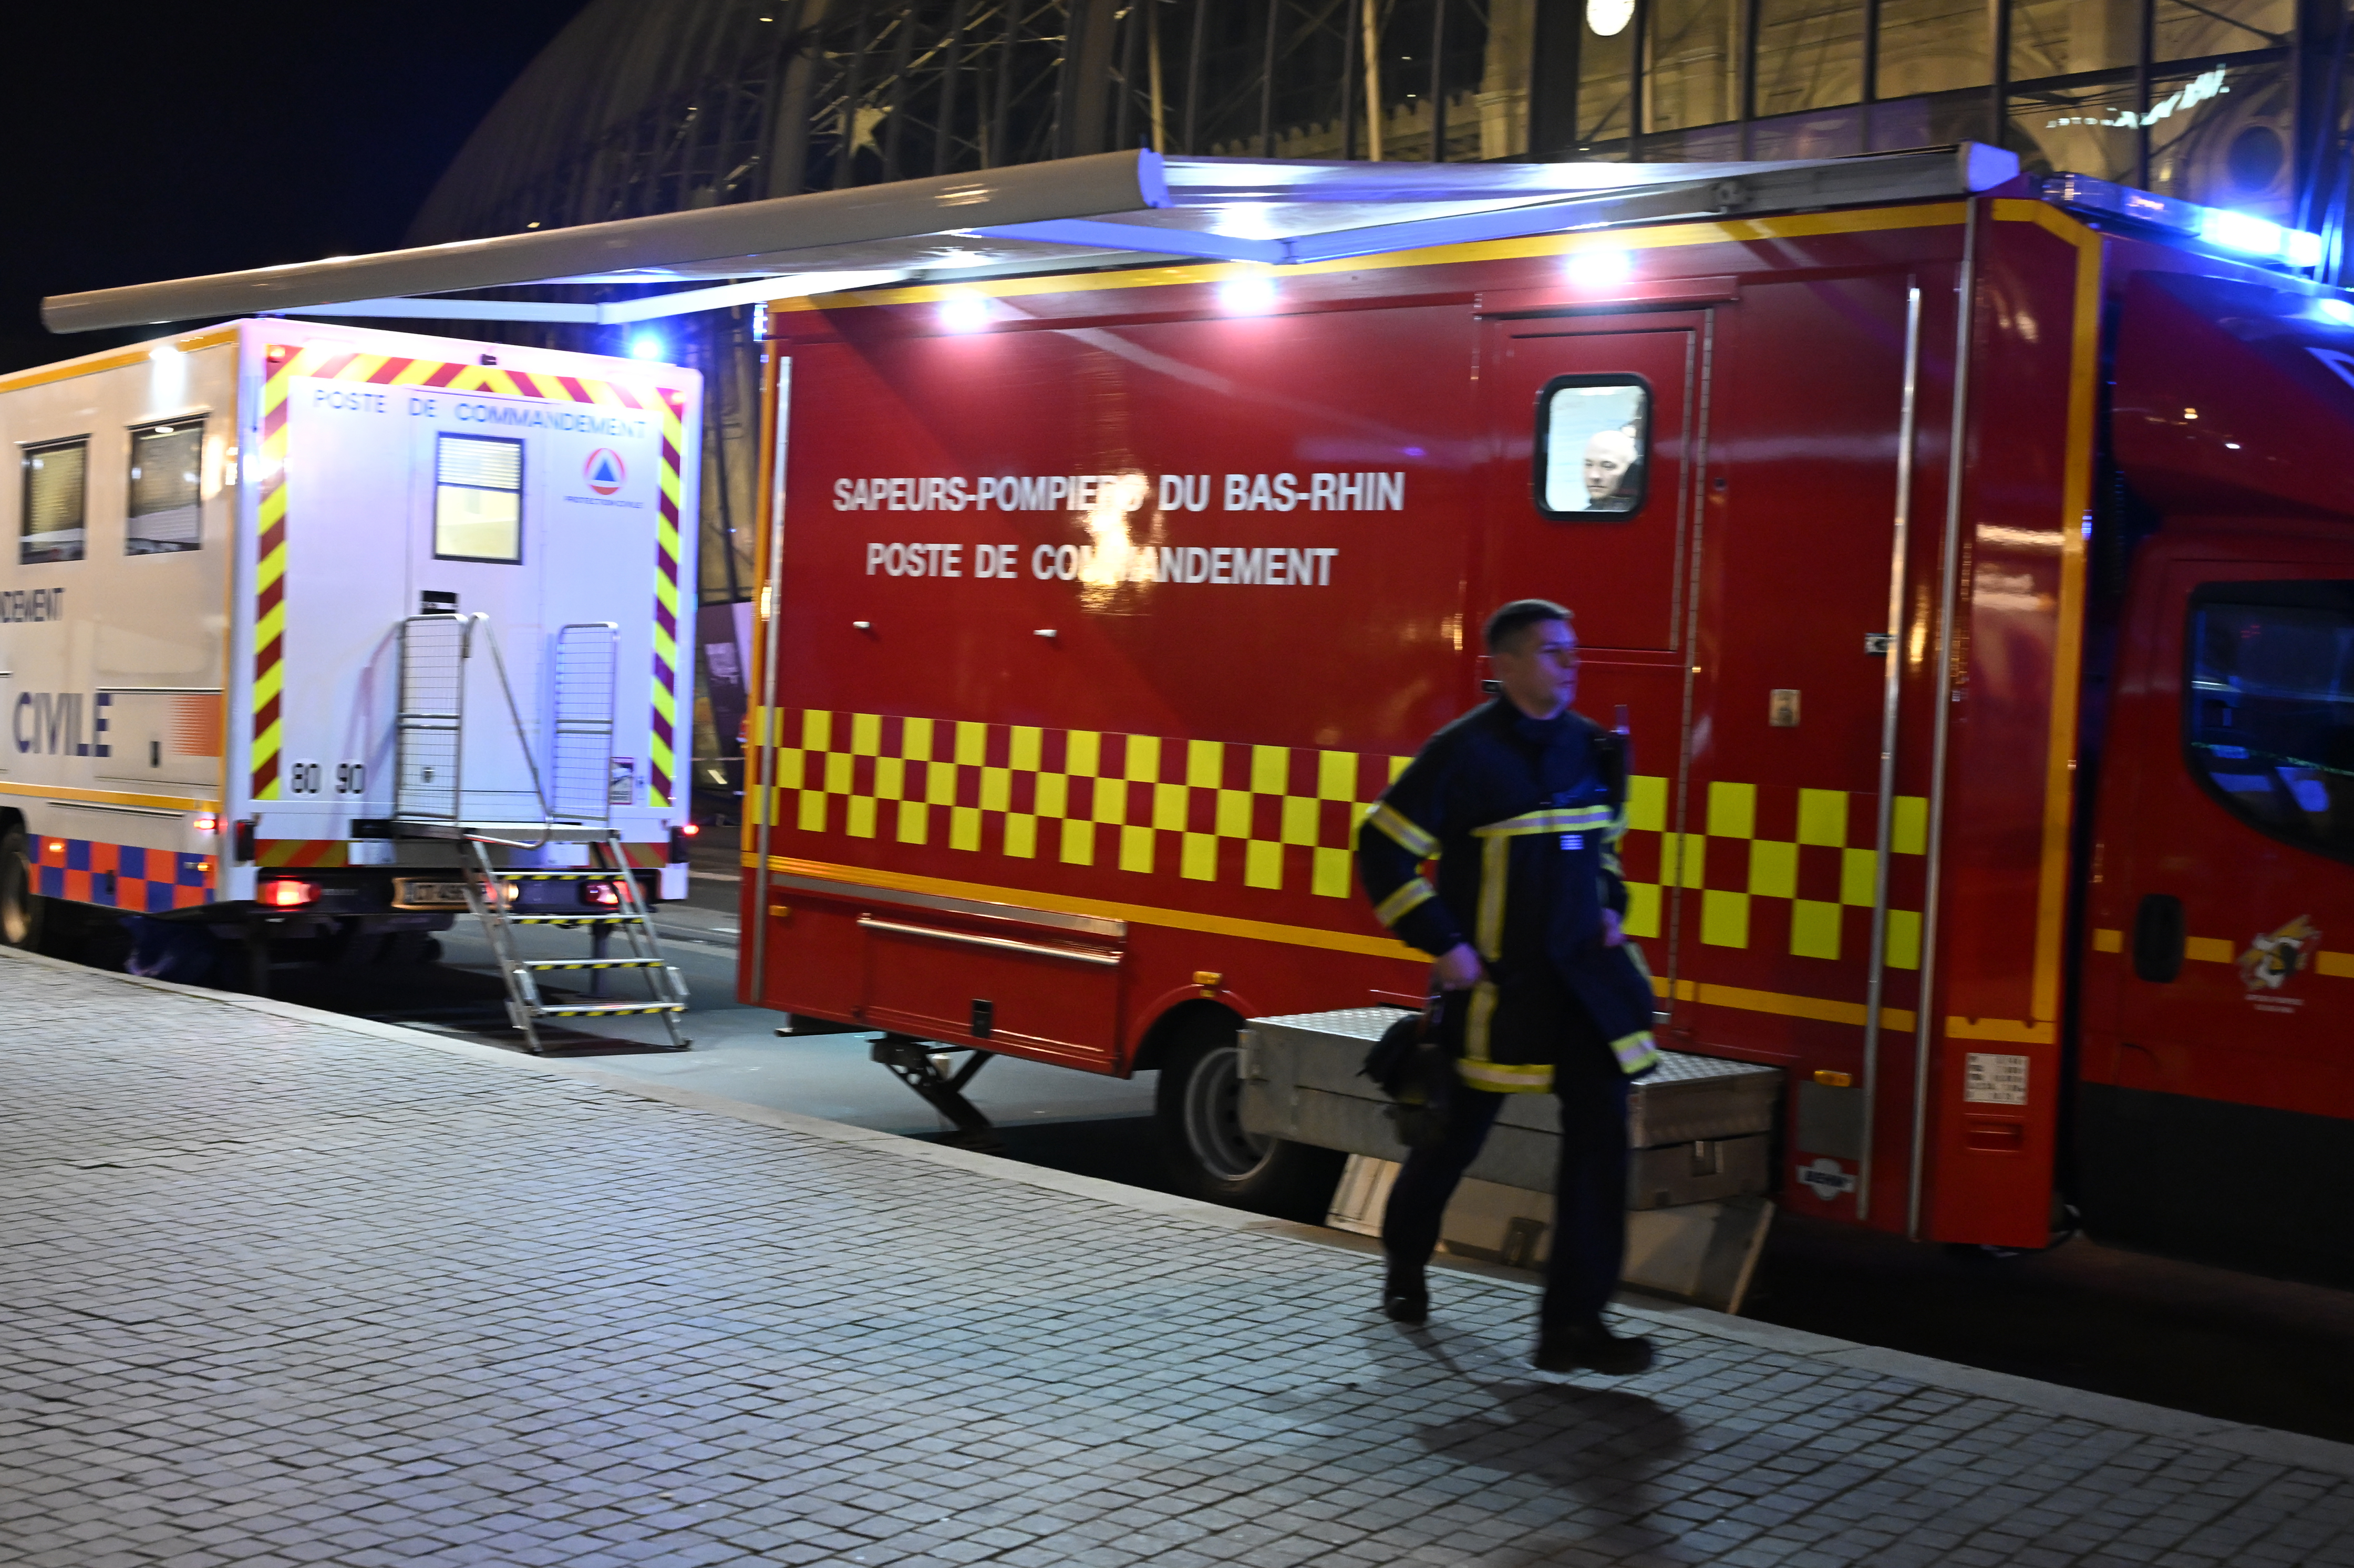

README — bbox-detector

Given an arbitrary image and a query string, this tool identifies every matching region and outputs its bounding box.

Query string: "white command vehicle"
[0,318,701,963]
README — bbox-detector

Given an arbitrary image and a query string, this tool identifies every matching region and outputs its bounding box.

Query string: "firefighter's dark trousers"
[1379,1050,1630,1330]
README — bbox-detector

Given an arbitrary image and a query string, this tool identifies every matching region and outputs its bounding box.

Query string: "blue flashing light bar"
[2044,172,2324,272]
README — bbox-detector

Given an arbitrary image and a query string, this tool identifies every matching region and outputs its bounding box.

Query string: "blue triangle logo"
[590,454,620,484]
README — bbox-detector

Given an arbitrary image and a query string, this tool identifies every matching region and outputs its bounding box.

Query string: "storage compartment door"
[858,911,1123,1068]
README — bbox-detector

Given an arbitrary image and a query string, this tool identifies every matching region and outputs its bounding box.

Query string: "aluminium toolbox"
[1236,1006,1784,1210]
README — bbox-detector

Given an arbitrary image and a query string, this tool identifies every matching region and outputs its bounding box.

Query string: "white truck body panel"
[0,319,701,916]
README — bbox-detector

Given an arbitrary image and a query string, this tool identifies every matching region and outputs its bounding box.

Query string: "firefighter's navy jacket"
[1357,699,1661,1092]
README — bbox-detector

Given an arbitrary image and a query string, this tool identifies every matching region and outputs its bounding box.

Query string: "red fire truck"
[738,146,2354,1284]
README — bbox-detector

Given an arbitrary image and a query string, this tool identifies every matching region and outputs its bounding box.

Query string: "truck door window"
[434,433,524,563]
[20,437,88,564]
[126,420,202,555]
[2187,580,2354,859]
[1533,376,1649,518]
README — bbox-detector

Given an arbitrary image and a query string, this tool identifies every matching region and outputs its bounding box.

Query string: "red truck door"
[2080,545,2354,1280]
[1475,308,1712,978]
[2082,268,2354,1283]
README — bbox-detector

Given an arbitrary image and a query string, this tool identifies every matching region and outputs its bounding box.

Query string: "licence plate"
[393,879,472,910]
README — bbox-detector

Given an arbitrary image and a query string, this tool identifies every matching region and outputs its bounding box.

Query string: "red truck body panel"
[742,192,2354,1264]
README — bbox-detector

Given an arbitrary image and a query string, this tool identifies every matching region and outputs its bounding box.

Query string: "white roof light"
[1566,249,1631,285]
[937,295,992,332]
[1217,275,1277,313]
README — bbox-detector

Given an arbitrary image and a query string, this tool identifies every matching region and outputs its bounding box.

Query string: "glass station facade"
[416,0,2348,242]
[1219,0,2316,229]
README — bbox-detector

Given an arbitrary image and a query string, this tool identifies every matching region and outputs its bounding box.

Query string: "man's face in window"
[1584,429,1637,506]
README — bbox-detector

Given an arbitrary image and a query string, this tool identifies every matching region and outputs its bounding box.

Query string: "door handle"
[2132,894,2186,984]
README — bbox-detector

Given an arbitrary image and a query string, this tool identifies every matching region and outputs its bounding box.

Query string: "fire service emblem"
[2240,915,2321,1013]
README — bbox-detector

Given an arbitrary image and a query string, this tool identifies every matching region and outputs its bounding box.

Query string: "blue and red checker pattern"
[36,835,215,912]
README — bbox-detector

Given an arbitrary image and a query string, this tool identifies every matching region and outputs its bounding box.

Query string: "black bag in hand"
[1361,998,1454,1150]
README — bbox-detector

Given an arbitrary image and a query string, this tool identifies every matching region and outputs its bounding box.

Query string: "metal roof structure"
[45,144,2023,335]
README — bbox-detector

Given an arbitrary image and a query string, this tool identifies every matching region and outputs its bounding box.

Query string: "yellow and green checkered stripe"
[1619,777,1929,966]
[767,709,1412,895]
[764,710,1922,962]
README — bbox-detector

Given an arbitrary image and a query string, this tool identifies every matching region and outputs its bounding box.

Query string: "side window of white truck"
[1533,377,1649,519]
[434,433,524,563]
[21,437,88,564]
[126,420,202,555]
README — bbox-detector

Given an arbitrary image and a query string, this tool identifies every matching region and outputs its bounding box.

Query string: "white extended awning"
[43,143,2023,334]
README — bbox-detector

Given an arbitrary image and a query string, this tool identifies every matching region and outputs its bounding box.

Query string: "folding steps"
[462,831,690,1055]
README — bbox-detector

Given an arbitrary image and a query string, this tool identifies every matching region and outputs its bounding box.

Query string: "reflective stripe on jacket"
[1357,700,1659,1090]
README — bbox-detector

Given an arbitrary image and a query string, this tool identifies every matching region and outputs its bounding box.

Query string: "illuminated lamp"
[1566,249,1632,285]
[936,295,992,332]
[2287,230,2327,269]
[584,881,622,907]
[1217,275,1277,313]
[260,879,318,908]
[192,814,219,834]
[2200,209,2285,258]
[2315,298,2354,327]
[629,333,665,360]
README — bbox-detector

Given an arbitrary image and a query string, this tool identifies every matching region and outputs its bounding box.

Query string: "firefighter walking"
[1356,600,1661,1374]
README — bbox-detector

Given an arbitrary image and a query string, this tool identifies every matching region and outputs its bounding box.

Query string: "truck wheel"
[0,828,46,951]
[1155,1026,1345,1221]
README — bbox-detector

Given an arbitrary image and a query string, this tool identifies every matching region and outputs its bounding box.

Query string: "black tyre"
[1155,1023,1346,1221]
[0,827,46,952]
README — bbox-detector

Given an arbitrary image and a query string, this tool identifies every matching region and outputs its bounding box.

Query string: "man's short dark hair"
[1483,599,1572,653]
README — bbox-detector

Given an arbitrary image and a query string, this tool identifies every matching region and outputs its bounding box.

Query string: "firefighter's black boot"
[1534,1320,1654,1375]
[1381,1261,1428,1324]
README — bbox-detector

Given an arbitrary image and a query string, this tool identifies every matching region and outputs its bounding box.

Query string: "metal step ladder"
[462,830,690,1056]
[389,612,691,1054]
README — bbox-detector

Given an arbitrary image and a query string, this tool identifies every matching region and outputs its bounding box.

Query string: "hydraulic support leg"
[871,1034,1000,1150]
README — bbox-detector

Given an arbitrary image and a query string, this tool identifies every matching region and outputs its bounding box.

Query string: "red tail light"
[260,879,317,908]
[585,881,622,907]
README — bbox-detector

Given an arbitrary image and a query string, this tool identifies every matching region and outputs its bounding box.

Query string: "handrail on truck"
[393,612,561,848]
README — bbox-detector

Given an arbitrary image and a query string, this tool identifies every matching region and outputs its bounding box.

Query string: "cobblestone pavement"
[7,955,2354,1568]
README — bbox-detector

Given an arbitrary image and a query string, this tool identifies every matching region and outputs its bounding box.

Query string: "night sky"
[2,3,588,375]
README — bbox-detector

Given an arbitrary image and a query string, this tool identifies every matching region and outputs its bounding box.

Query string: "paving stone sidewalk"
[5,954,2354,1568]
